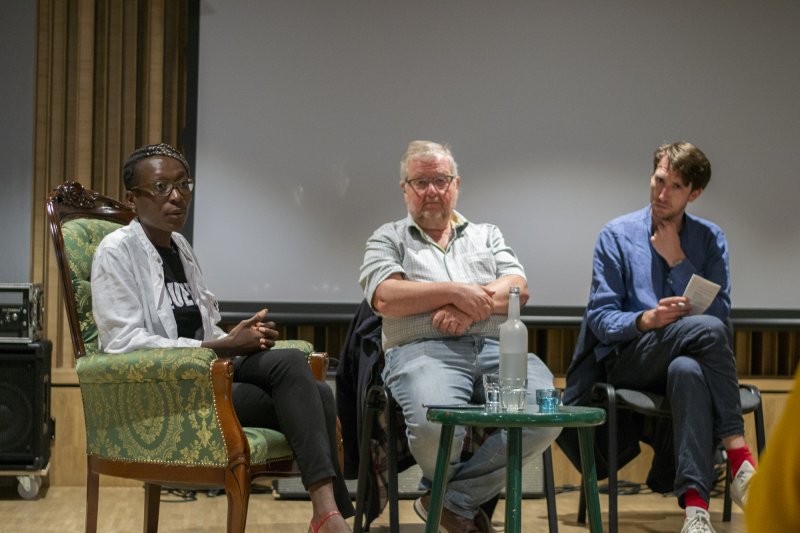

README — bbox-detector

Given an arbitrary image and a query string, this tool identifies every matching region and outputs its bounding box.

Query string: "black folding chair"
[577,383,765,533]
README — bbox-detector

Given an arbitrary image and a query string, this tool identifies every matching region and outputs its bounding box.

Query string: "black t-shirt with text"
[156,242,204,340]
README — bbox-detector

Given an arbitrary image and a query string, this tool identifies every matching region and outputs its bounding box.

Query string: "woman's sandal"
[309,510,342,533]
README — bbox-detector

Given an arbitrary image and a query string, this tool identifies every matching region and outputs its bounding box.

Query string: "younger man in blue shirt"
[568,142,756,533]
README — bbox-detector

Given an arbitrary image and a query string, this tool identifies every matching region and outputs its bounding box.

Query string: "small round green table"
[424,404,606,533]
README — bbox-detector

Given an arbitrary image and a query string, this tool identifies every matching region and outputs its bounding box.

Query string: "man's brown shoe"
[474,508,496,533]
[413,493,481,533]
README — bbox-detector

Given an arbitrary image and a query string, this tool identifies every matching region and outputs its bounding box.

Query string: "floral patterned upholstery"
[62,218,120,354]
[77,348,293,466]
[63,217,312,466]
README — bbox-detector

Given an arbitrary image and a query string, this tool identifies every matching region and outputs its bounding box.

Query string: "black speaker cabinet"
[0,340,54,470]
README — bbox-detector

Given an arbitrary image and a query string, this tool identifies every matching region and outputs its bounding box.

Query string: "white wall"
[195,1,800,309]
[0,2,35,283]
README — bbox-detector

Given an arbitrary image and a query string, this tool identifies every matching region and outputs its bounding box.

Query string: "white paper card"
[682,274,721,315]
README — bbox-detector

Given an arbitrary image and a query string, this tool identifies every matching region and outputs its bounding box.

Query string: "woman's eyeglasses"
[131,178,195,197]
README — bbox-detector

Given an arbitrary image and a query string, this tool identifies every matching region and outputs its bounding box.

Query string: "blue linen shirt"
[585,206,731,361]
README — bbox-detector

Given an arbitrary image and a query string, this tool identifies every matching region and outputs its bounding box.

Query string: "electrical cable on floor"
[159,487,197,502]
[555,481,653,496]
[202,482,274,498]
[557,468,728,500]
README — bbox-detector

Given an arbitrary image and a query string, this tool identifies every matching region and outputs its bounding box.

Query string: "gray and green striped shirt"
[359,211,526,350]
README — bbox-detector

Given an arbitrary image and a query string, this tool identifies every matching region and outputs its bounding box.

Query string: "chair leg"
[354,386,384,533]
[543,446,558,533]
[143,482,161,533]
[754,395,766,456]
[224,462,251,533]
[578,384,617,533]
[723,461,732,522]
[606,387,619,533]
[85,461,99,533]
[386,388,400,533]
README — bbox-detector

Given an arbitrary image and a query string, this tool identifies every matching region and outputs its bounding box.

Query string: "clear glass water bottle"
[499,286,528,410]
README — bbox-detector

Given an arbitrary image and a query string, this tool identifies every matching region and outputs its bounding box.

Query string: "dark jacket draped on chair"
[336,300,416,526]
[336,300,384,478]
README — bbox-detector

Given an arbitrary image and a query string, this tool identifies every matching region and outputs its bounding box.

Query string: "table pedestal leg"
[577,427,604,533]
[426,424,455,533]
[505,427,523,533]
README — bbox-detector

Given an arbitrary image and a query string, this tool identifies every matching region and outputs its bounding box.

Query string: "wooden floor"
[0,480,746,533]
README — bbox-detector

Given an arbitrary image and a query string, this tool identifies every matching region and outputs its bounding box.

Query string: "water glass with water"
[500,376,528,412]
[482,372,501,412]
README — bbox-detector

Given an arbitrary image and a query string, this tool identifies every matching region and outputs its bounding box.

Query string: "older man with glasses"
[359,140,559,533]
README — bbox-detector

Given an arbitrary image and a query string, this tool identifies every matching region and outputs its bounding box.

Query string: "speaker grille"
[0,376,35,452]
[0,341,52,470]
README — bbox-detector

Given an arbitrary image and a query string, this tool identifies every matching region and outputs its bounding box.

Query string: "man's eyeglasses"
[404,175,455,193]
[131,178,195,198]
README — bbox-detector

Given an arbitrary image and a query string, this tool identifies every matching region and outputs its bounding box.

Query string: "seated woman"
[91,143,353,533]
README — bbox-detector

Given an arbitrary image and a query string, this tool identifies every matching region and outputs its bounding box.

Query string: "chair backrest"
[47,181,134,358]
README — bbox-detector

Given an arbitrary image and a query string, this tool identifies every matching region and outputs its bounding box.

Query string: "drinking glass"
[536,388,562,412]
[500,377,528,412]
[482,372,501,412]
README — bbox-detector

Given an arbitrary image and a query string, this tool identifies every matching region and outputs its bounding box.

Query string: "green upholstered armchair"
[47,181,328,533]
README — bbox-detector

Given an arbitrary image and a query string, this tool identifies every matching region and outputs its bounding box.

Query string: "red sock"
[684,488,708,511]
[727,445,756,475]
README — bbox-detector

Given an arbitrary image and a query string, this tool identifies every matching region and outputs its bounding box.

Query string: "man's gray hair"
[399,140,458,184]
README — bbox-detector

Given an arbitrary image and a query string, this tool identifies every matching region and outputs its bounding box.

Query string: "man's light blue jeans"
[382,335,561,519]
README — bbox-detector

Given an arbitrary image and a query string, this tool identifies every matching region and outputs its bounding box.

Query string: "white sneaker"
[731,460,755,509]
[681,509,716,533]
